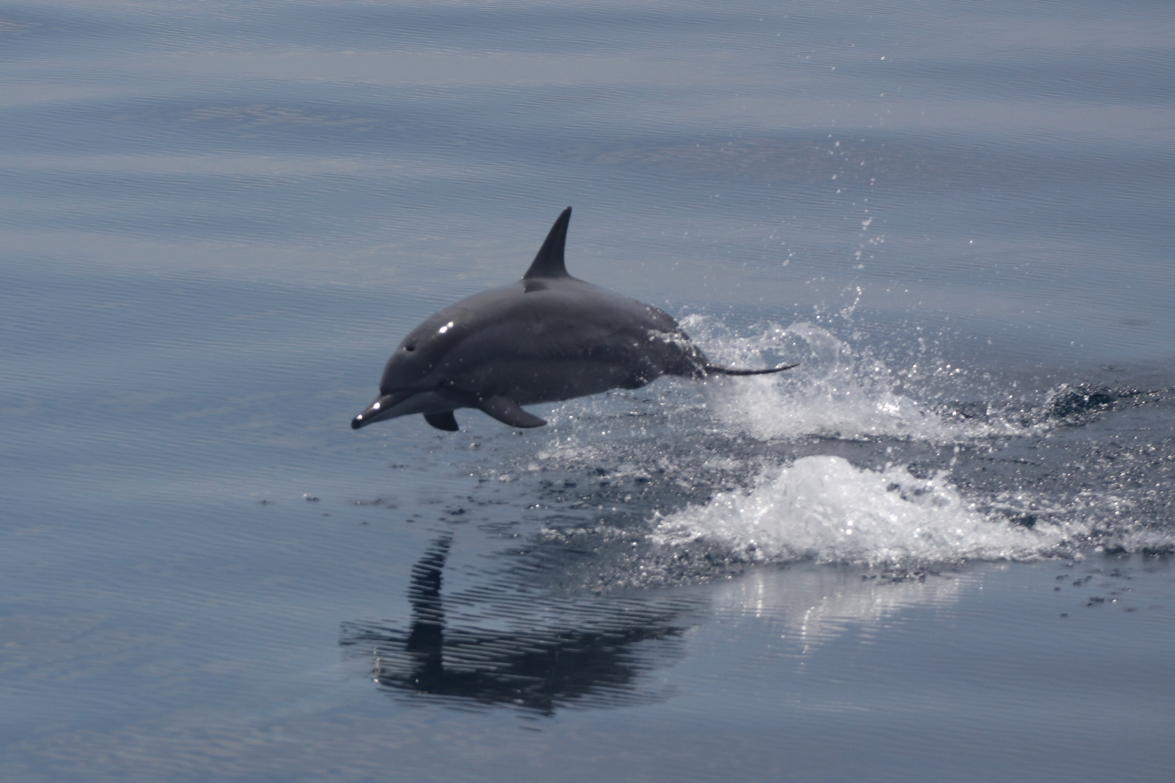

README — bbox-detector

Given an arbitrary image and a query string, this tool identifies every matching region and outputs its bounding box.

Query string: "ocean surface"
[3,1,1174,781]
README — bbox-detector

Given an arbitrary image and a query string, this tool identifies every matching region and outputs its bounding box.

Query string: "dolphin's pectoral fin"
[477,396,547,428]
[423,411,460,432]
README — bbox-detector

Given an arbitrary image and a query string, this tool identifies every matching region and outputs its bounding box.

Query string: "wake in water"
[685,316,1033,442]
[653,455,1065,566]
[513,319,1174,572]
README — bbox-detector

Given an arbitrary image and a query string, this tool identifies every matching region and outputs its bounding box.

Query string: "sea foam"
[687,318,1027,442]
[654,455,1065,567]
[530,319,1160,567]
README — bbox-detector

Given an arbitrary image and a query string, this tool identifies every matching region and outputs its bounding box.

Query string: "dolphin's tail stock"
[703,362,798,376]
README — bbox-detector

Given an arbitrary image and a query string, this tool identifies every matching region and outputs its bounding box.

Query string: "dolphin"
[351,207,795,432]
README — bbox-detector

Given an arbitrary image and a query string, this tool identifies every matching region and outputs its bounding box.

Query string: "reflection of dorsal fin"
[522,207,572,280]
[406,535,450,656]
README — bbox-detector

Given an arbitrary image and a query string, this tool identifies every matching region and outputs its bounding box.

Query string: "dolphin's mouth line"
[380,385,431,397]
[351,384,475,430]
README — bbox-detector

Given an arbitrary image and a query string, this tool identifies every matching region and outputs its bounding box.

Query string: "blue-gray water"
[3,1,1174,781]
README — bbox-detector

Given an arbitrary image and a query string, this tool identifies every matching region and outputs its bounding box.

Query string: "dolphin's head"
[350,388,436,429]
[351,311,467,429]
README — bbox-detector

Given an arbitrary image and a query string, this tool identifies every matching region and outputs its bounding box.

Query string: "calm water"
[3,1,1174,781]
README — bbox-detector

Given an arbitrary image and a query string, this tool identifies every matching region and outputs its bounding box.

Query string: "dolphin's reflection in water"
[340,535,693,714]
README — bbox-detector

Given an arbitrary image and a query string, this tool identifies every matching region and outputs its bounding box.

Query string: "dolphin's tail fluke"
[703,362,798,376]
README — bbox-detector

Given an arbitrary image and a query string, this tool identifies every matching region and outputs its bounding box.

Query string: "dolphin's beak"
[351,394,397,430]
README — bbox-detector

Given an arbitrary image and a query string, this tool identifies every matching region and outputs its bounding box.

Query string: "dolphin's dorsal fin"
[522,207,572,280]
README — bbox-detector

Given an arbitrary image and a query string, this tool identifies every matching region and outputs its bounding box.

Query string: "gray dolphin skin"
[351,207,796,432]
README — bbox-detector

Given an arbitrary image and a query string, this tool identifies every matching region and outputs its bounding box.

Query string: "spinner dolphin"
[352,208,794,432]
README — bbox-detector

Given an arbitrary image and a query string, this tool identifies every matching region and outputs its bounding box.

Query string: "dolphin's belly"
[458,356,651,405]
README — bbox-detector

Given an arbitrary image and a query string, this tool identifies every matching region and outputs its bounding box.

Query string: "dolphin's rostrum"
[351,208,795,432]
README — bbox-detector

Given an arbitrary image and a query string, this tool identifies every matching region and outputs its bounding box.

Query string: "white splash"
[687,318,1027,442]
[654,455,1066,566]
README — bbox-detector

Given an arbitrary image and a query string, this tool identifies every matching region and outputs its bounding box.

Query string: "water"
[3,1,1174,781]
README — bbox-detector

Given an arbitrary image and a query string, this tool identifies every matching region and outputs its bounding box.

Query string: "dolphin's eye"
[404,343,416,352]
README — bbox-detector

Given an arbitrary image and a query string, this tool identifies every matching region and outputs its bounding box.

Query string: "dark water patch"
[1045,383,1131,420]
[942,381,1170,428]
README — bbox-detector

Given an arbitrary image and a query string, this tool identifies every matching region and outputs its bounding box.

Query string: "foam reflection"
[709,563,970,658]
